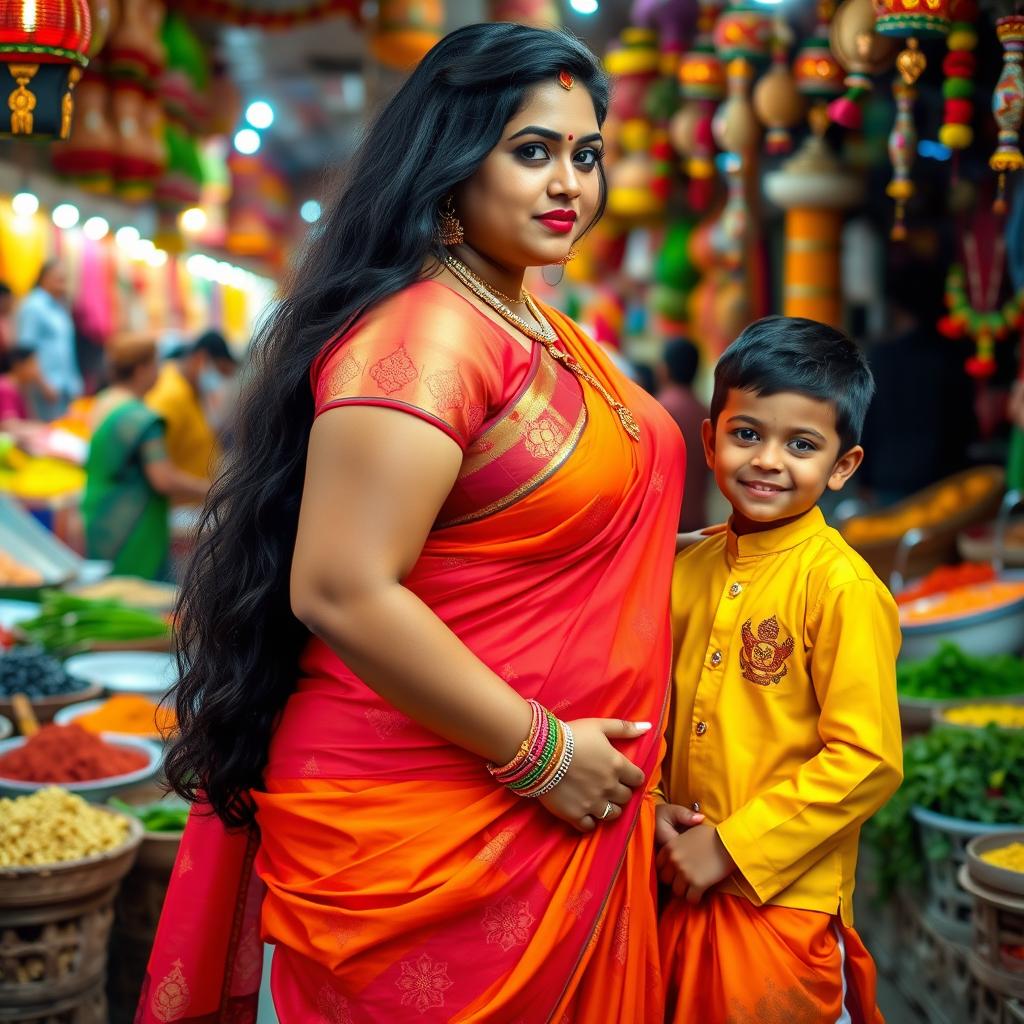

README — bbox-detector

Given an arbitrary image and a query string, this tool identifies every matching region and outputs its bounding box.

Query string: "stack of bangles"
[487,699,574,798]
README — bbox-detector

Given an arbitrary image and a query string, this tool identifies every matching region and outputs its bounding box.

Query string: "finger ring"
[599,801,614,820]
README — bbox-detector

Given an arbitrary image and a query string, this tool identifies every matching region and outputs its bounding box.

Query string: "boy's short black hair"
[710,316,875,453]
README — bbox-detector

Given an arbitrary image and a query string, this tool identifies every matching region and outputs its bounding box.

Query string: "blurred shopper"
[16,261,82,420]
[860,263,976,504]
[0,347,38,427]
[83,333,208,579]
[657,338,710,531]
[0,283,14,366]
[145,329,238,481]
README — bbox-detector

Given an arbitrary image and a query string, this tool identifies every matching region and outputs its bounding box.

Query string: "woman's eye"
[574,148,601,169]
[518,144,549,162]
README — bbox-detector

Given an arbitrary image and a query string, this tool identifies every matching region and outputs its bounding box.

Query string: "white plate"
[64,651,177,696]
[0,733,163,802]
[0,599,39,631]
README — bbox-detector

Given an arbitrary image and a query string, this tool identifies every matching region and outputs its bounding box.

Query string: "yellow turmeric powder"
[75,694,176,738]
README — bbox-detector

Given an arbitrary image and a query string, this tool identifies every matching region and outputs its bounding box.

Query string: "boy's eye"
[518,143,549,162]
[733,428,760,443]
[789,439,818,453]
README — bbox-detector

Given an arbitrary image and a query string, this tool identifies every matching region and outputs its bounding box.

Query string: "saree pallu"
[660,892,885,1024]
[82,398,170,580]
[137,297,685,1024]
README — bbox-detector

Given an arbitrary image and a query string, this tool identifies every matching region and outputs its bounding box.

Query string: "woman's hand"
[675,522,727,554]
[538,719,650,832]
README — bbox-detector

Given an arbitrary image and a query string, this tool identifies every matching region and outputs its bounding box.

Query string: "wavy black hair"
[164,23,610,828]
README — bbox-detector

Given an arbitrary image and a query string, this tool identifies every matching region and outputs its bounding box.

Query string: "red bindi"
[567,133,574,141]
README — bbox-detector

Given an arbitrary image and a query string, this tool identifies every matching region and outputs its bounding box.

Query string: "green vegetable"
[109,797,189,833]
[897,642,1024,699]
[865,725,1024,897]
[19,591,170,654]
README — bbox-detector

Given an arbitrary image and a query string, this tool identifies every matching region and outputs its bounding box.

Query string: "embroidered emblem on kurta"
[369,346,418,394]
[740,616,795,686]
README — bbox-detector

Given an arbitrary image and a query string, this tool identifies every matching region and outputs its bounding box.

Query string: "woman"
[82,333,208,579]
[141,24,689,1023]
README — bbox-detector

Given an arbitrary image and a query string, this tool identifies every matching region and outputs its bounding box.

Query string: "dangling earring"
[559,245,579,265]
[437,195,464,247]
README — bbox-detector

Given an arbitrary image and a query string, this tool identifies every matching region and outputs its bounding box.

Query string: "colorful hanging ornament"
[827,0,898,130]
[939,235,1024,378]
[670,0,725,211]
[990,15,1024,216]
[487,0,560,28]
[886,78,917,241]
[370,0,443,71]
[51,70,116,191]
[713,1,772,63]
[794,0,844,103]
[753,13,805,155]
[938,0,977,155]
[0,0,92,139]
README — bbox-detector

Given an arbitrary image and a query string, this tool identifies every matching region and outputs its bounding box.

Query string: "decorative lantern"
[87,0,118,59]
[632,0,698,54]
[487,0,559,27]
[670,0,725,210]
[990,15,1024,215]
[0,0,91,138]
[51,70,116,190]
[794,0,844,102]
[753,15,805,155]
[938,0,977,157]
[827,0,898,130]
[713,1,772,63]
[370,0,443,71]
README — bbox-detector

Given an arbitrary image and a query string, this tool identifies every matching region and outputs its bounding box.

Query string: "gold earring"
[559,245,579,265]
[438,195,464,247]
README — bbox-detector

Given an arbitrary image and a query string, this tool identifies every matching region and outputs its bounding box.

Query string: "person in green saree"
[83,333,209,580]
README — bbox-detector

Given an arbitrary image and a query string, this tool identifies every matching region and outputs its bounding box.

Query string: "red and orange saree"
[137,281,685,1024]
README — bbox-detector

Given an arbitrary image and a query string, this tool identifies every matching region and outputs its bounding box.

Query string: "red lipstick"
[536,209,577,234]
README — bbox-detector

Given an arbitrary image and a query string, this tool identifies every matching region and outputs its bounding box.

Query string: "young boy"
[656,317,903,1023]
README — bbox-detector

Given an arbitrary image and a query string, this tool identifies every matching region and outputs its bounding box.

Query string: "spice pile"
[894,562,996,605]
[982,842,1024,873]
[0,646,85,699]
[941,703,1024,729]
[74,694,176,738]
[0,550,43,587]
[900,579,1024,626]
[0,787,130,866]
[0,723,148,783]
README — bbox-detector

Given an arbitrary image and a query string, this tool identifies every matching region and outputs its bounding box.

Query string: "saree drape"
[82,397,170,580]
[137,285,685,1024]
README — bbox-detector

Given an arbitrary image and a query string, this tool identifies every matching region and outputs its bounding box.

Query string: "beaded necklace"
[443,254,641,442]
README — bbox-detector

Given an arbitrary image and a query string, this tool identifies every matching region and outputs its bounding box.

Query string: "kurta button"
[710,650,722,667]
[692,802,701,812]
[695,721,707,736]
[729,582,742,598]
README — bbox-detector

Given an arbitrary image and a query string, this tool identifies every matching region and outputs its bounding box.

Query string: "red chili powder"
[0,723,148,782]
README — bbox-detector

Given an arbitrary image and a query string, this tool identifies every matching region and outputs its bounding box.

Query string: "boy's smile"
[702,388,864,534]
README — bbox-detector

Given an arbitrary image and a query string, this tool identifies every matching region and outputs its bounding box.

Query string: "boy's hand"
[654,802,705,848]
[657,823,736,903]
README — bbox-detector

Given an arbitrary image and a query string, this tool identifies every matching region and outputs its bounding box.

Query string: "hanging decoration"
[939,235,1024,379]
[886,78,917,240]
[51,71,116,190]
[669,0,725,211]
[753,13,805,155]
[488,0,560,27]
[370,0,443,71]
[990,15,1024,215]
[938,0,977,159]
[178,0,359,30]
[0,0,92,139]
[605,28,664,222]
[827,0,897,130]
[794,0,844,106]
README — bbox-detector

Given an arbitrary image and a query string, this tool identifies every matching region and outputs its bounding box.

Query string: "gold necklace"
[444,255,640,443]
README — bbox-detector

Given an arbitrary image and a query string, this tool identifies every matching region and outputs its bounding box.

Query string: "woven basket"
[0,813,142,1012]
[0,976,107,1022]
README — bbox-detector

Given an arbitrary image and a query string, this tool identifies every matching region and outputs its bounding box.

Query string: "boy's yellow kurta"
[660,506,903,1023]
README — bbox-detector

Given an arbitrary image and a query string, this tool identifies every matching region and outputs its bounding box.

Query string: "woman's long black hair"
[164,22,610,828]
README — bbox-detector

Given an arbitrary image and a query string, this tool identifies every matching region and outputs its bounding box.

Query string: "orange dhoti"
[659,892,885,1024]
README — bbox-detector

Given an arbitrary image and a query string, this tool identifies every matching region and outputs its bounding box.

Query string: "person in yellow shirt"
[145,330,237,482]
[657,316,903,1024]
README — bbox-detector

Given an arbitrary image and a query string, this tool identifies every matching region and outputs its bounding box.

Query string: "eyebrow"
[507,126,603,145]
[726,414,828,442]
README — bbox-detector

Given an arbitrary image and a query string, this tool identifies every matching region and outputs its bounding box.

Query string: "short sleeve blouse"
[311,280,533,451]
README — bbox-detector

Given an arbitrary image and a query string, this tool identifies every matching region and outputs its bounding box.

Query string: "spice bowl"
[53,697,175,743]
[0,734,163,802]
[0,682,104,725]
